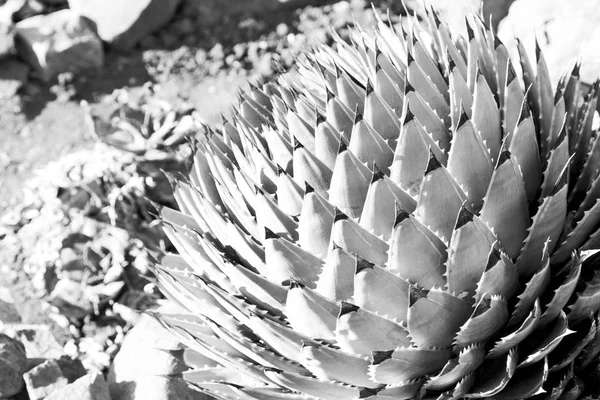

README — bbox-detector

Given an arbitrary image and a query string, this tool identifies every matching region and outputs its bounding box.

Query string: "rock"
[55,355,87,383]
[0,58,29,98]
[107,304,210,400]
[14,9,103,81]
[68,0,181,50]
[23,359,69,400]
[0,333,27,398]
[45,373,111,400]
[0,285,22,323]
[498,0,600,85]
[3,323,64,359]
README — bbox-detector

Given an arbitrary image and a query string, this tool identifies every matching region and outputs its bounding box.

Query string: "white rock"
[498,0,600,85]
[68,0,180,50]
[15,9,103,81]
[23,359,69,400]
[107,304,211,400]
[45,373,111,400]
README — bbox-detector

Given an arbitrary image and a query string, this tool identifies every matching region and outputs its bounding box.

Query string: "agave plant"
[151,7,600,400]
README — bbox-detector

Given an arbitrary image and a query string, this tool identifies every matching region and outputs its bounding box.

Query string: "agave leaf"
[364,81,402,145]
[474,244,519,303]
[539,364,574,400]
[348,112,394,172]
[571,84,599,180]
[464,348,517,398]
[570,130,600,210]
[552,200,600,266]
[447,111,494,210]
[316,244,355,303]
[254,189,298,241]
[424,344,486,391]
[407,288,471,348]
[446,205,497,297]
[205,318,307,374]
[330,209,389,266]
[454,295,509,349]
[336,302,411,355]
[534,42,555,159]
[374,62,404,116]
[370,347,452,384]
[265,369,359,400]
[328,145,371,218]
[359,380,423,400]
[353,256,410,321]
[549,316,596,372]
[326,89,355,138]
[508,102,542,205]
[263,125,293,173]
[412,36,449,101]
[297,185,335,258]
[480,149,530,260]
[502,63,525,139]
[287,108,315,154]
[518,311,573,368]
[567,250,600,322]
[575,313,600,370]
[515,170,568,277]
[315,117,342,170]
[407,89,451,154]
[429,10,467,79]
[488,299,541,359]
[276,168,304,216]
[449,60,473,128]
[407,49,450,125]
[285,281,338,340]
[191,149,226,210]
[360,171,417,240]
[416,151,469,242]
[492,357,548,400]
[299,342,379,388]
[540,128,569,201]
[264,231,322,288]
[292,140,333,197]
[388,208,447,289]
[539,259,581,328]
[465,24,478,91]
[472,70,502,163]
[390,112,446,196]
[335,64,365,114]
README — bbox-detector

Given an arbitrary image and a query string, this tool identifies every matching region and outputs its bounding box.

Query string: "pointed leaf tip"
[305,182,315,194]
[409,286,428,306]
[371,350,394,365]
[355,256,375,274]
[334,207,349,222]
[265,227,279,240]
[394,208,411,227]
[496,149,511,169]
[425,151,443,175]
[339,301,360,317]
[455,204,474,229]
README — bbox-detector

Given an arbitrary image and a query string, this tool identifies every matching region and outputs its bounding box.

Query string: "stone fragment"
[45,373,111,400]
[0,333,27,398]
[3,323,64,359]
[68,0,181,50]
[14,9,103,81]
[23,359,69,400]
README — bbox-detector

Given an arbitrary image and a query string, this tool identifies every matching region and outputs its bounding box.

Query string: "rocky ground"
[0,0,599,399]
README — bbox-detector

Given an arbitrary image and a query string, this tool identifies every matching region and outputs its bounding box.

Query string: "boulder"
[14,9,103,81]
[107,304,210,400]
[0,333,27,398]
[498,0,600,85]
[68,0,181,50]
[23,359,69,400]
[45,373,111,400]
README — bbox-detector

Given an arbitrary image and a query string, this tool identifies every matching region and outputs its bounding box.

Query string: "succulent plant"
[152,7,600,400]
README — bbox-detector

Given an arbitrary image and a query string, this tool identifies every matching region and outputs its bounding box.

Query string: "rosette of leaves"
[151,7,600,400]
